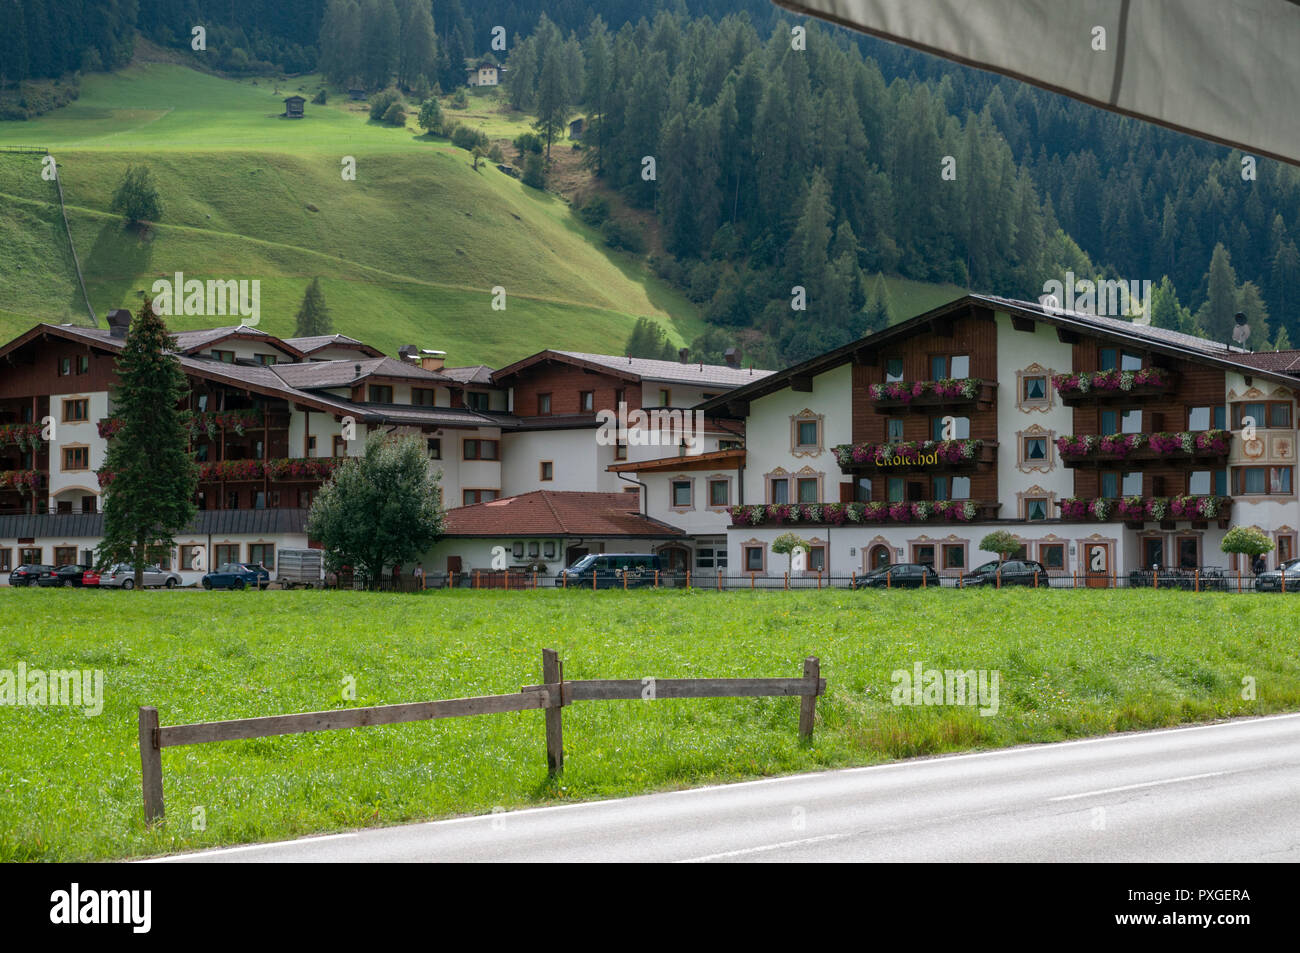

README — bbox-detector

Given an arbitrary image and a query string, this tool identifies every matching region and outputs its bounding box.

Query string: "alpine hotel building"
[1,293,1297,585]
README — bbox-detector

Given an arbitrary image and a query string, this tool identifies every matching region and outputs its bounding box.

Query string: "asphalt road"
[151,712,1300,863]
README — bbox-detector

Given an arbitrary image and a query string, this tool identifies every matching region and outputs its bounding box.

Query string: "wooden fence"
[137,649,825,824]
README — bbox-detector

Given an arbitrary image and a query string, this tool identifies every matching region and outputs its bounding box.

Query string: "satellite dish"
[1232,311,1251,345]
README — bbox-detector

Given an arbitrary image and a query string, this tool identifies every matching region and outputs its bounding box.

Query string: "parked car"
[855,562,941,589]
[962,559,1051,588]
[100,564,183,589]
[8,564,53,587]
[82,568,102,588]
[37,564,93,587]
[555,553,663,589]
[1254,558,1300,592]
[201,563,269,590]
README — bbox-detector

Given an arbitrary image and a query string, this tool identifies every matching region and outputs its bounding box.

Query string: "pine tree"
[361,0,400,89]
[294,278,332,337]
[1236,281,1271,351]
[1195,243,1239,343]
[97,300,198,589]
[533,46,571,160]
[1273,325,1292,352]
[395,0,436,89]
[624,317,677,361]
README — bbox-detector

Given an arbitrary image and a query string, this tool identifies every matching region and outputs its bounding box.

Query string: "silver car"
[100,563,183,590]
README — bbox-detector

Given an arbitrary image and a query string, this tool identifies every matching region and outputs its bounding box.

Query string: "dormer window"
[368,384,393,403]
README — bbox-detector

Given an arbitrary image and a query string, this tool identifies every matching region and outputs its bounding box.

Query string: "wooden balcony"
[1054,370,1178,407]
[1059,431,1232,469]
[869,379,997,414]
[728,500,1002,527]
[1057,495,1232,529]
[834,440,997,473]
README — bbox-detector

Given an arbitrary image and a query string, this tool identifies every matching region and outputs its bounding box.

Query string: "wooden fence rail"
[137,649,825,825]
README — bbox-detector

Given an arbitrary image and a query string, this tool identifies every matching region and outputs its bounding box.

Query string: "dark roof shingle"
[441,491,683,538]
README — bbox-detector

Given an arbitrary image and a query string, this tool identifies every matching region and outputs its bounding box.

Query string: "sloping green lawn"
[0,64,704,364]
[0,586,1295,861]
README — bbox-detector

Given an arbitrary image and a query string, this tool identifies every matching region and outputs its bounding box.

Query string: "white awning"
[774,0,1300,165]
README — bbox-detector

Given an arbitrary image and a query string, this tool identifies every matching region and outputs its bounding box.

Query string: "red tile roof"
[441,491,684,538]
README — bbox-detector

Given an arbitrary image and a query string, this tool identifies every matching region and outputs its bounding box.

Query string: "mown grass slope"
[0,586,1295,861]
[0,64,704,364]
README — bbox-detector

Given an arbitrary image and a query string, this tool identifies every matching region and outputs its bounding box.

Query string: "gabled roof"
[698,293,1300,415]
[284,333,385,359]
[442,364,496,385]
[440,491,684,538]
[491,349,772,390]
[172,326,306,360]
[1224,350,1300,374]
[0,325,393,424]
[272,356,452,390]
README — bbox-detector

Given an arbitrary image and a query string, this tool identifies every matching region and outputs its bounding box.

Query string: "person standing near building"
[413,563,425,591]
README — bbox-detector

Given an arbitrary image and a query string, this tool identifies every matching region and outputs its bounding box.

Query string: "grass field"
[1,586,1296,861]
[0,63,705,364]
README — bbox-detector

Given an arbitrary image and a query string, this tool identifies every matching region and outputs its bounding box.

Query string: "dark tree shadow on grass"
[78,220,156,320]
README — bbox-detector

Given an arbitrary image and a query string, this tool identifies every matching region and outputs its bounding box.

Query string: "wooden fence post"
[139,706,165,825]
[543,649,564,775]
[798,657,820,740]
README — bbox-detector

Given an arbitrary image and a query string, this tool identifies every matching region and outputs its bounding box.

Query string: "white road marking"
[676,833,845,863]
[143,831,357,862]
[1047,771,1230,802]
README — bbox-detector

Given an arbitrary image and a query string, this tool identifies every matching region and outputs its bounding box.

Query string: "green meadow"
[0,586,1295,861]
[0,64,703,364]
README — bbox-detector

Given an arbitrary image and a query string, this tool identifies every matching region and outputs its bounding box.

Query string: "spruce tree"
[294,278,333,337]
[97,300,198,589]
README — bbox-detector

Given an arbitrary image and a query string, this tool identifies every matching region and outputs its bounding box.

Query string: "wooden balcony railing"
[1057,430,1231,468]
[729,500,1001,527]
[1052,369,1177,406]
[868,378,997,413]
[833,439,997,472]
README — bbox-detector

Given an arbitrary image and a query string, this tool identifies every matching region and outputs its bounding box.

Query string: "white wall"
[994,311,1076,518]
[46,390,110,510]
[741,363,852,505]
[500,428,622,495]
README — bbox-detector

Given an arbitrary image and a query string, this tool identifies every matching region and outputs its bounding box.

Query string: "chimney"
[724,347,740,368]
[678,347,689,363]
[420,348,446,372]
[106,309,132,339]
[397,344,418,364]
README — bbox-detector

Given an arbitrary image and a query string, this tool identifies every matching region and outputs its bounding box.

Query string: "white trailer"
[277,549,325,589]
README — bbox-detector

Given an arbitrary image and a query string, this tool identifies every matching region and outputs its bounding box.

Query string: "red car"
[81,568,101,587]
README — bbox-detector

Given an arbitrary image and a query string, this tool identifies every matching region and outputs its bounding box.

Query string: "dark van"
[555,553,663,589]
